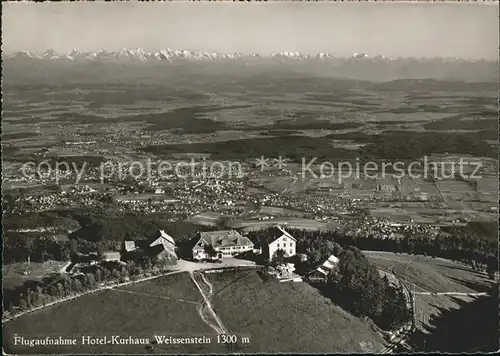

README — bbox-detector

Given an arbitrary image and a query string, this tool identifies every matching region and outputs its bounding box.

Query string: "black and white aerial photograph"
[1,1,499,354]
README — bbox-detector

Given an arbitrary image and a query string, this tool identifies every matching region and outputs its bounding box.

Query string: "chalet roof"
[149,230,176,250]
[323,255,339,269]
[196,230,253,249]
[145,230,177,260]
[308,255,339,278]
[124,241,136,252]
[318,255,339,272]
[316,267,329,276]
[148,244,178,260]
[322,255,339,270]
[160,230,176,245]
[268,225,296,243]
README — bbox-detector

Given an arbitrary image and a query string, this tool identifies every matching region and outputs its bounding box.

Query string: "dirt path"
[200,272,214,299]
[196,300,223,335]
[190,271,227,335]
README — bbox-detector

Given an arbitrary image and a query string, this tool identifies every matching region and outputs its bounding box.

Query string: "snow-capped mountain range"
[5,48,488,63]
[5,48,496,82]
[6,48,365,61]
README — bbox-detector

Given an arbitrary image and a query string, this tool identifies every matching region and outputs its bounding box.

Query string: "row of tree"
[248,226,497,276]
[3,208,210,264]
[3,234,112,264]
[3,257,171,316]
[253,223,497,330]
[3,233,76,264]
[2,211,80,231]
[268,241,411,331]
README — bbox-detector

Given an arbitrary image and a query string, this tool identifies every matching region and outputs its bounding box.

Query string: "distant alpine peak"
[351,53,392,61]
[4,48,488,63]
[352,52,370,59]
[12,50,40,59]
[317,52,334,59]
[271,51,308,58]
[118,48,149,60]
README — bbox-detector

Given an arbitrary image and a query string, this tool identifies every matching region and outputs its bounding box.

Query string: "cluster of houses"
[191,225,297,261]
[87,224,338,282]
[94,225,301,266]
[188,225,339,282]
[86,229,179,269]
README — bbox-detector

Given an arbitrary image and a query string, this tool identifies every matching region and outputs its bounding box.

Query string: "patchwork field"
[3,73,497,229]
[188,211,224,226]
[233,218,328,231]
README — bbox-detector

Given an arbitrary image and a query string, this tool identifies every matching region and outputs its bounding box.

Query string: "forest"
[267,236,411,330]
[4,207,497,275]
[248,224,498,276]
[323,247,411,330]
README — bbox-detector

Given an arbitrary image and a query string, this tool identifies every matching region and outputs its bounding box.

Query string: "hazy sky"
[3,2,498,59]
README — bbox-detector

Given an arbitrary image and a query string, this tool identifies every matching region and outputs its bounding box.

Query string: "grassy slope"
[208,270,386,353]
[364,252,491,293]
[3,272,226,354]
[118,272,201,302]
[364,251,497,352]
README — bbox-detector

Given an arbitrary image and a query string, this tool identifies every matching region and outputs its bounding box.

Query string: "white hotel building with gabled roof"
[267,225,297,260]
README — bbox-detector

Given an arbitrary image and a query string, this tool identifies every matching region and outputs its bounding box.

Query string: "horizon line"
[4,48,498,62]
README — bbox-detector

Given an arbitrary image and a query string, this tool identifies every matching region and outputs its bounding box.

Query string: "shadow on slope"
[408,287,498,353]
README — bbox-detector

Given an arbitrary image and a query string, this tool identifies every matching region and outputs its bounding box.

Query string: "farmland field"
[233,218,328,231]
